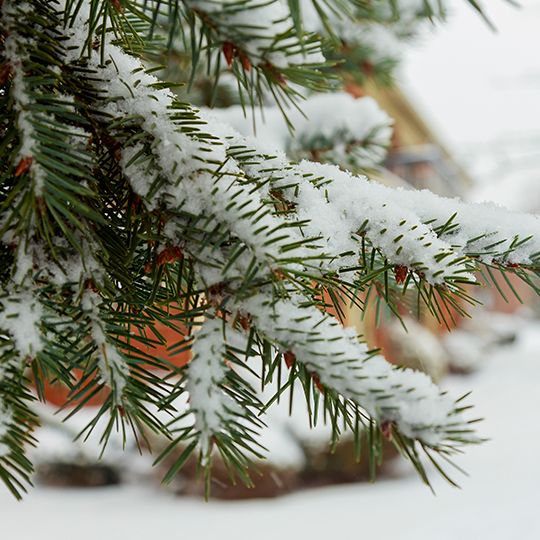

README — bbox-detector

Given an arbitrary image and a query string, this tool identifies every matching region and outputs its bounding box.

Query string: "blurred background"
[2,1,540,538]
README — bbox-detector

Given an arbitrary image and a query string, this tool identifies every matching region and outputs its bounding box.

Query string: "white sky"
[400,0,540,208]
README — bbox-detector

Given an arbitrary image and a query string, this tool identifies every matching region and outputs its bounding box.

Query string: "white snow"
[187,316,240,456]
[389,185,540,265]
[240,294,473,446]
[82,291,129,401]
[0,290,43,358]
[2,317,540,540]
[187,0,325,68]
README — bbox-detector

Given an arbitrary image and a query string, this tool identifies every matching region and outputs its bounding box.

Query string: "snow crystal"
[0,290,43,357]
[187,317,238,456]
[82,291,129,401]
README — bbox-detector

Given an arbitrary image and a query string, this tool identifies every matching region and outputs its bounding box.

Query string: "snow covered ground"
[2,317,539,540]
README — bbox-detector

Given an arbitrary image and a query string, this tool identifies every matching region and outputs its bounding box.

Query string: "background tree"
[1,0,538,499]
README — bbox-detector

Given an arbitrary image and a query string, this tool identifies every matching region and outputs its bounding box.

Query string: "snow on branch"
[62,6,495,288]
[63,34,312,272]
[187,316,238,456]
[202,110,540,280]
[393,188,540,266]
[2,0,93,215]
[0,290,43,358]
[293,159,472,282]
[184,0,325,69]
[1,2,46,194]
[82,291,129,403]
[205,92,394,168]
[201,117,471,283]
[239,294,475,447]
[0,344,36,486]
[0,289,38,459]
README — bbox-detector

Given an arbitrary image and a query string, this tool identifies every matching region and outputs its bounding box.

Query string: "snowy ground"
[2,318,539,540]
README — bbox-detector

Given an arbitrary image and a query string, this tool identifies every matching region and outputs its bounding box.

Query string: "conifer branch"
[0,0,533,498]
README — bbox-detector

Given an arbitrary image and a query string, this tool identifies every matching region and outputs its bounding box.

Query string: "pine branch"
[0,0,534,499]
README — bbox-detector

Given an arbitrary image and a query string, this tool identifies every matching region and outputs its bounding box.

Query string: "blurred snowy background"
[2,316,539,540]
[402,0,540,213]
[2,1,540,538]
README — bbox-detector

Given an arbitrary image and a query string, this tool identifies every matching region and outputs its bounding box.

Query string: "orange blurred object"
[130,313,192,369]
[41,307,192,407]
[39,369,109,408]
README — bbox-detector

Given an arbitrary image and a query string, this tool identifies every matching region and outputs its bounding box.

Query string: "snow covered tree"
[1,0,539,498]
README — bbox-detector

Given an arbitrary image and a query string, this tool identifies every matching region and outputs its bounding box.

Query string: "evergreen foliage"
[0,0,537,499]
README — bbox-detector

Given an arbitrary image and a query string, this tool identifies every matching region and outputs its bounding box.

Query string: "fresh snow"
[82,291,129,401]
[186,0,325,68]
[187,316,240,456]
[241,294,468,445]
